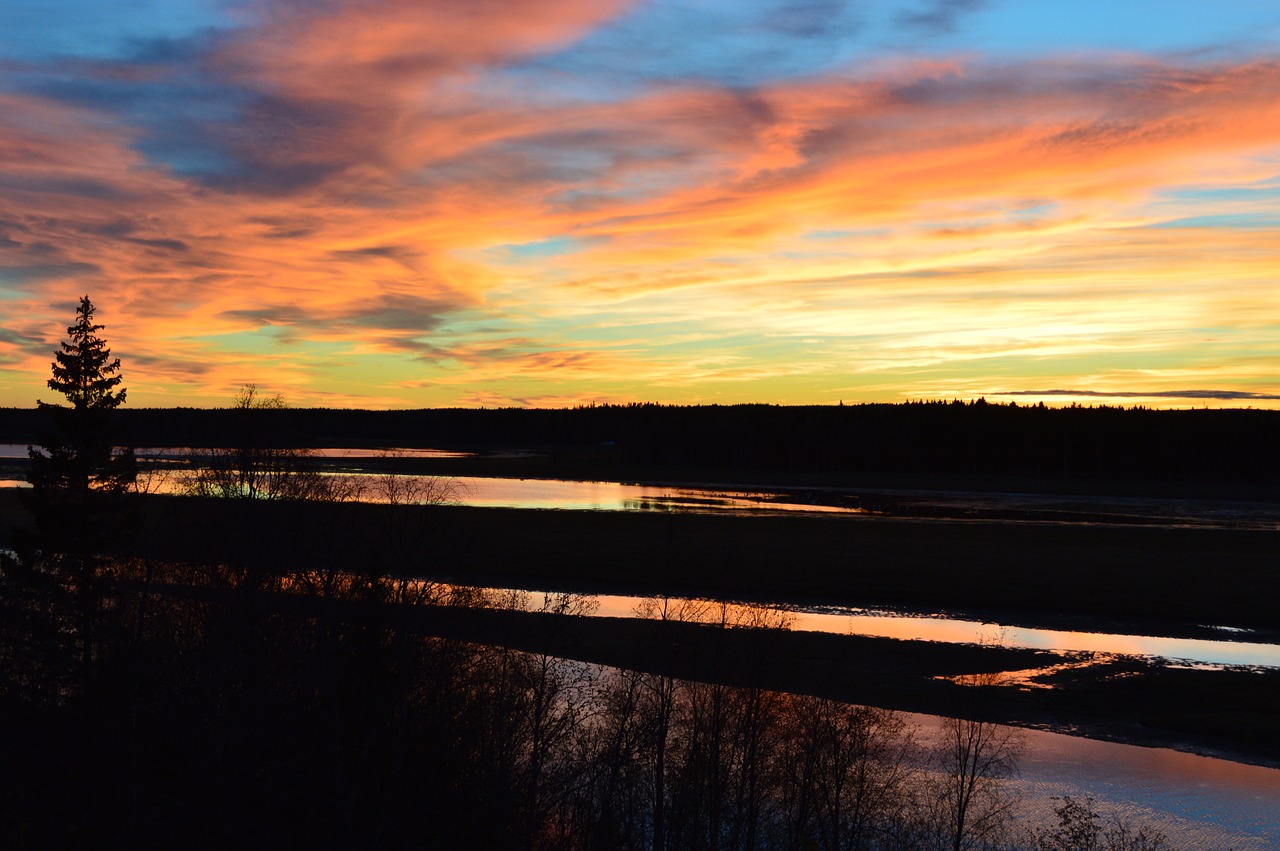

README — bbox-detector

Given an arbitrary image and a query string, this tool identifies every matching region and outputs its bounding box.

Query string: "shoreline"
[93,574,1280,771]
[5,488,1278,635]
[402,604,1280,771]
[5,488,1279,769]
[428,562,1280,647]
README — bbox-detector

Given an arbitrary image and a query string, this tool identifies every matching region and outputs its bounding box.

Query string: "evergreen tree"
[10,296,137,698]
[27,296,136,496]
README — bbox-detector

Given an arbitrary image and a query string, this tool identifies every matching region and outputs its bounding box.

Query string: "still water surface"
[2,445,859,513]
[6,442,1279,664]
[8,444,1280,528]
[445,475,858,513]
[493,588,1280,849]
[0,470,858,513]
[502,589,1280,670]
[925,713,1280,850]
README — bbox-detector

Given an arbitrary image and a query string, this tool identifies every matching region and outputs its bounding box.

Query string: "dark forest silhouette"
[4,400,1280,491]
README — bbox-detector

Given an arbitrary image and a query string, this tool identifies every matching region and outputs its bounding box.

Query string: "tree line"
[3,399,1279,490]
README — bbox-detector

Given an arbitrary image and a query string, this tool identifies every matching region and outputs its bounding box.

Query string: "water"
[443,476,858,513]
[8,441,1277,844]
[0,444,472,460]
[487,587,1280,848]
[303,447,474,459]
[915,714,1280,850]
[578,592,1280,669]
[1,470,861,513]
[8,442,1280,527]
[482,587,1280,848]
[3,447,865,514]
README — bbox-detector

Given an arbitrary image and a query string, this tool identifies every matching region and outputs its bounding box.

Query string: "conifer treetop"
[45,295,126,412]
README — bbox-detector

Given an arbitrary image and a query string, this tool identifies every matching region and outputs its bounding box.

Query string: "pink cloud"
[2,27,1279,406]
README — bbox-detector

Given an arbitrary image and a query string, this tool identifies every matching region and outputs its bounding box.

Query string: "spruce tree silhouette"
[27,295,136,499]
[20,296,137,685]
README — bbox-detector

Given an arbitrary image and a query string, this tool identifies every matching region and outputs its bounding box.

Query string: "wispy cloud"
[894,0,987,35]
[996,389,1280,401]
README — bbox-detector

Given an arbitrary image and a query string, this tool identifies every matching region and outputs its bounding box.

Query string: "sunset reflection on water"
[459,583,1280,849]
[906,711,1280,851]
[585,594,1280,668]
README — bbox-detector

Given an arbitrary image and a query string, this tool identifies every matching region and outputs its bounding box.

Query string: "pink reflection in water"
[0,465,861,516]
[896,710,1280,850]
[589,595,1280,668]
[446,476,859,514]
[311,447,473,459]
[573,589,1280,848]
[1014,723,1280,849]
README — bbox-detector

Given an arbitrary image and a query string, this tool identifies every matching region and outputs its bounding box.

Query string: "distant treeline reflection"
[4,400,1278,487]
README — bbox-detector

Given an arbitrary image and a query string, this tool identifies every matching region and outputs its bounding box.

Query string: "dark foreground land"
[109,492,1280,636]
[5,403,1280,847]
[132,495,1280,764]
[3,489,1277,770]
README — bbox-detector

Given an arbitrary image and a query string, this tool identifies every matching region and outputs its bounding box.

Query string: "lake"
[940,713,1280,850]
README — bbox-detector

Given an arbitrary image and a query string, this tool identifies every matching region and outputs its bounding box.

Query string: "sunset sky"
[2,0,1279,409]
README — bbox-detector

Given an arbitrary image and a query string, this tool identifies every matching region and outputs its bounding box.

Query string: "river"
[7,444,1280,528]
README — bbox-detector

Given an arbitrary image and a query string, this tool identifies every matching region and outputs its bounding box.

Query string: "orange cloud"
[2,17,1278,408]
[545,59,1280,274]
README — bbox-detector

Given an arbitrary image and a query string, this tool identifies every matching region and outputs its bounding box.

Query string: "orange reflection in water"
[590,595,1280,668]
[494,584,1280,846]
[450,477,859,514]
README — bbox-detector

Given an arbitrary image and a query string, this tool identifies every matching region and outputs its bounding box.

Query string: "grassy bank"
[4,489,1278,768]
[60,493,1275,634]
[3,489,1277,632]
[78,574,1280,768]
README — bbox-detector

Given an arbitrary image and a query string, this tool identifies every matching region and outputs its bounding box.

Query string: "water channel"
[929,713,1280,850]
[488,587,1280,849]
[8,443,1280,527]
[3,445,860,512]
[585,593,1280,669]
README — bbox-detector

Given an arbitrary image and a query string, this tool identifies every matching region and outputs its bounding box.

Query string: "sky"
[1,0,1278,409]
